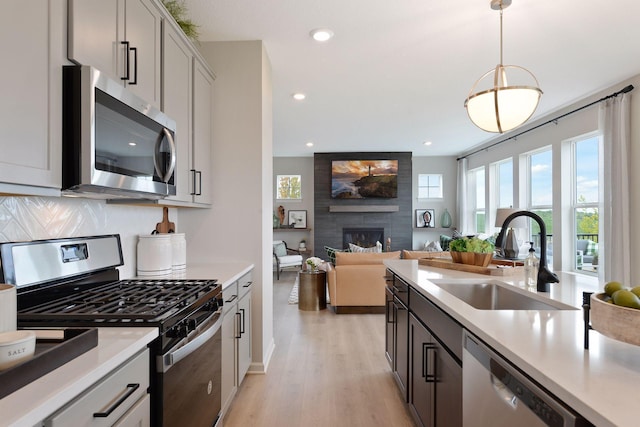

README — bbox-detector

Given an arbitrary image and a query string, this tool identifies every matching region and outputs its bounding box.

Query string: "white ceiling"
[184,0,640,157]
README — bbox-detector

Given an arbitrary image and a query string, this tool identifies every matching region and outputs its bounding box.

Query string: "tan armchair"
[326,251,401,313]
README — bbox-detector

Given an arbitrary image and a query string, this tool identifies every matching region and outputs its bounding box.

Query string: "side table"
[298,270,327,311]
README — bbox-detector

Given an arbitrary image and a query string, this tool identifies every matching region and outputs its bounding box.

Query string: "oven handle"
[159,310,222,373]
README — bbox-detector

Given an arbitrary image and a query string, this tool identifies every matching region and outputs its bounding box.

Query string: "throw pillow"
[324,246,345,264]
[348,243,381,253]
[424,240,443,252]
[273,242,287,257]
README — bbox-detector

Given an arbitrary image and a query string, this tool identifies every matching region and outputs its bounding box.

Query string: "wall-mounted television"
[331,160,398,199]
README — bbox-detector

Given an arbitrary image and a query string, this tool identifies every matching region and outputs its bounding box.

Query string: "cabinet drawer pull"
[243,281,252,288]
[225,294,238,303]
[93,383,140,418]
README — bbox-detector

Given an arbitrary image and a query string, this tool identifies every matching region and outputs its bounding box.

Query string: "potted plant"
[449,236,494,267]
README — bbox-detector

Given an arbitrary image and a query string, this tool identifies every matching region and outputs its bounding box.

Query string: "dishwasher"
[462,331,593,427]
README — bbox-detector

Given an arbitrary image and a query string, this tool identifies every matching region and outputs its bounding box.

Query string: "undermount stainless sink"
[430,280,576,311]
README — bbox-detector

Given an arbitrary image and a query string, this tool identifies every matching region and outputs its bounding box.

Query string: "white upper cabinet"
[0,0,65,195]
[192,59,215,205]
[161,21,193,203]
[68,0,162,108]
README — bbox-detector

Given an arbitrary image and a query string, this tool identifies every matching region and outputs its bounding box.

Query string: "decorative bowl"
[590,293,640,346]
[450,251,492,267]
[0,330,36,370]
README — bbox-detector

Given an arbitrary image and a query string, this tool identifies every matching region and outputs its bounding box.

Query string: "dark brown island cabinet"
[386,271,462,427]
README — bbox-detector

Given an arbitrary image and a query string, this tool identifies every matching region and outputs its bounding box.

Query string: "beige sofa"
[326,251,401,314]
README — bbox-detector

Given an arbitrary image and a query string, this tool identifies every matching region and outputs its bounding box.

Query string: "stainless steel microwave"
[62,65,177,199]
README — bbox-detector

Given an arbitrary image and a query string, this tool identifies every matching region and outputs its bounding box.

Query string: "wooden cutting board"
[155,207,175,234]
[418,257,524,276]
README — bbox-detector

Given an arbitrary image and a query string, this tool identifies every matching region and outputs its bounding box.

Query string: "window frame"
[276,174,302,200]
[417,173,443,199]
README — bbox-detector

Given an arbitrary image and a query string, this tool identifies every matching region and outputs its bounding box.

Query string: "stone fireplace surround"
[313,152,412,258]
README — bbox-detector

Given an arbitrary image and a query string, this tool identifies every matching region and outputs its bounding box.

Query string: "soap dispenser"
[524,241,539,289]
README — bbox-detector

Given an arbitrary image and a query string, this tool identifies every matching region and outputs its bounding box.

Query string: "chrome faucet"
[495,210,559,292]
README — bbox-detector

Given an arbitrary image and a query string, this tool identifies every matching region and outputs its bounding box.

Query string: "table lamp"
[495,208,527,259]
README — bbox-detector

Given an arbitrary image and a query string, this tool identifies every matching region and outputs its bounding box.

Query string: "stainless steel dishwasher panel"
[462,331,590,427]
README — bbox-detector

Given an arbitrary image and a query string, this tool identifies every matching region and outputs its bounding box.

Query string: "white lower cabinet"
[44,349,150,427]
[221,271,253,417]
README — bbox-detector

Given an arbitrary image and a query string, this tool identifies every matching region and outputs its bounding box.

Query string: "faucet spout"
[496,211,559,292]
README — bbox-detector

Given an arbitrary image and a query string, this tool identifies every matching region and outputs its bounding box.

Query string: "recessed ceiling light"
[129,141,137,146]
[292,93,306,101]
[423,141,432,146]
[306,142,314,147]
[310,28,334,42]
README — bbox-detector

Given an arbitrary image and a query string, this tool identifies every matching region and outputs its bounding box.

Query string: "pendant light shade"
[465,0,542,133]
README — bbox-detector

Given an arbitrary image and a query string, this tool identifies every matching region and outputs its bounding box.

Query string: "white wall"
[179,41,274,373]
[272,157,314,250]
[0,196,172,279]
[411,156,458,250]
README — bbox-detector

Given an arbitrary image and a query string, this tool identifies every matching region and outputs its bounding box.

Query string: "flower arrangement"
[306,256,324,271]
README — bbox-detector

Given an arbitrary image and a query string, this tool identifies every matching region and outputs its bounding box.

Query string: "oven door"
[158,310,222,427]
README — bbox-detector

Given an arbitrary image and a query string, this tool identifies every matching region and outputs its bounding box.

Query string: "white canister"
[0,284,17,333]
[171,233,187,271]
[137,234,173,276]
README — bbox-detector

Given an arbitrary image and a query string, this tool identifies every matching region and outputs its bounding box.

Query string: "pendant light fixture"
[464,0,542,133]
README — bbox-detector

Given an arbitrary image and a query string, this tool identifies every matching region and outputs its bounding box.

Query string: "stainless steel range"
[0,235,222,427]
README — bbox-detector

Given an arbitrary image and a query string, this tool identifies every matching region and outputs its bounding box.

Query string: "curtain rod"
[457,84,635,161]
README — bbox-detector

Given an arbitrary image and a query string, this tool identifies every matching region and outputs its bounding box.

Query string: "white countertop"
[0,327,158,427]
[385,259,640,427]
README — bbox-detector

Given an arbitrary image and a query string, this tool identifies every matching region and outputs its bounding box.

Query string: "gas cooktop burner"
[19,279,220,323]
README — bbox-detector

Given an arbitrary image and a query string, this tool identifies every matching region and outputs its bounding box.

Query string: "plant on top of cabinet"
[162,0,199,40]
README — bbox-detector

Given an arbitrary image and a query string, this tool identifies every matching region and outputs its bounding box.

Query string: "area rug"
[288,276,300,304]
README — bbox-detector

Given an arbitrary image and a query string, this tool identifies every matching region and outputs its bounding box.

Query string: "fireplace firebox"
[343,228,384,249]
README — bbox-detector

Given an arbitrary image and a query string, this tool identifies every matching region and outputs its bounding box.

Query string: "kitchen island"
[385,259,640,427]
[0,327,158,427]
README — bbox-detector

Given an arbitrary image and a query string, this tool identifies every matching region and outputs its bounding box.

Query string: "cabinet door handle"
[196,170,202,195]
[93,383,140,418]
[190,169,197,195]
[239,308,246,335]
[423,343,437,383]
[120,41,130,81]
[129,46,138,85]
[235,312,242,339]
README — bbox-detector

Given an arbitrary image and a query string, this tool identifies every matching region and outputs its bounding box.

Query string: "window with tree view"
[574,135,599,273]
[527,149,553,260]
[276,175,301,200]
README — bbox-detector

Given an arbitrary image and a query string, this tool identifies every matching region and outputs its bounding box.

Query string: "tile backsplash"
[0,196,171,278]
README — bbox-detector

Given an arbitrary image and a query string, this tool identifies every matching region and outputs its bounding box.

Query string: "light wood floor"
[222,271,416,427]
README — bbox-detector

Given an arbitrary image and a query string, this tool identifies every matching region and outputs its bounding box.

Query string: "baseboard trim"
[332,305,386,314]
[247,337,276,374]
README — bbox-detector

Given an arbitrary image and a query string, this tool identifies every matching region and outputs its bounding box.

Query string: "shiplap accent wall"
[313,152,412,257]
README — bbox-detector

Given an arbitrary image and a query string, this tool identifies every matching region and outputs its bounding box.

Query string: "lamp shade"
[495,208,527,229]
[465,65,542,133]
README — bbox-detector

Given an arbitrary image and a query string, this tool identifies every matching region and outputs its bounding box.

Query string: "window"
[468,167,485,233]
[527,149,553,259]
[573,134,600,273]
[276,175,301,200]
[418,174,443,198]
